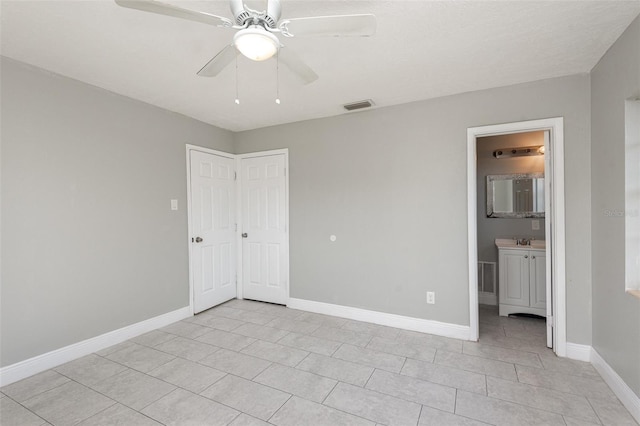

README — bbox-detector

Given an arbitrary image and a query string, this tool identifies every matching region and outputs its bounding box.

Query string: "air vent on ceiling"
[343,99,374,111]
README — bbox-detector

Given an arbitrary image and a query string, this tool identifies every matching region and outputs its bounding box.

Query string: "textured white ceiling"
[2,0,639,131]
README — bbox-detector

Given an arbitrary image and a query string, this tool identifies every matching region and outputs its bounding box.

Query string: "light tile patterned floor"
[1,302,637,426]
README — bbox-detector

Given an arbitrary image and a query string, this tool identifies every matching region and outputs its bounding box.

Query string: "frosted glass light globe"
[234,26,279,61]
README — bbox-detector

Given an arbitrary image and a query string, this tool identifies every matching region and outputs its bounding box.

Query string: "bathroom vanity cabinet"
[496,240,546,317]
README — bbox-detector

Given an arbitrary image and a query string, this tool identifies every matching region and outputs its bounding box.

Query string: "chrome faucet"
[515,237,532,246]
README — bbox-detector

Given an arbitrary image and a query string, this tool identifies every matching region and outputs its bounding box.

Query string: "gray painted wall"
[235,74,592,344]
[0,58,234,366]
[0,58,597,368]
[476,132,546,266]
[591,15,640,398]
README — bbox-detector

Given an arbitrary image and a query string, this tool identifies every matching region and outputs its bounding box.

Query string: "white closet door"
[190,150,237,313]
[241,154,288,305]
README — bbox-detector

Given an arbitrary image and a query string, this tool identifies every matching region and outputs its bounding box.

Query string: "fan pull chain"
[275,50,281,105]
[234,55,240,105]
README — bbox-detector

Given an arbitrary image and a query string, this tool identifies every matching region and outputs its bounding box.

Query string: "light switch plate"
[171,199,178,210]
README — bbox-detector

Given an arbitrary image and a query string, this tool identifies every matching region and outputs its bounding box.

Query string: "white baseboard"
[478,292,497,306]
[591,347,640,424]
[0,306,191,387]
[287,298,471,340]
[565,342,592,362]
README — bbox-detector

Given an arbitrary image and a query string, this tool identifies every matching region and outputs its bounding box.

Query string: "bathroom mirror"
[487,173,545,218]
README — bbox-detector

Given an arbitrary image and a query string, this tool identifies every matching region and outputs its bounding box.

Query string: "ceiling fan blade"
[278,14,376,37]
[197,45,238,77]
[278,47,318,85]
[115,0,233,28]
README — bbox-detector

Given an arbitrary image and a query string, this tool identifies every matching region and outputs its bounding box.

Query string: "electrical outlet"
[532,219,540,230]
[426,291,435,304]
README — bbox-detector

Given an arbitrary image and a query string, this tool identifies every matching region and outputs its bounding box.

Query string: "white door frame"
[186,146,291,311]
[186,145,238,315]
[467,118,567,357]
[235,149,290,303]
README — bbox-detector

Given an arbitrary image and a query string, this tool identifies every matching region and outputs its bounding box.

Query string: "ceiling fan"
[115,0,377,84]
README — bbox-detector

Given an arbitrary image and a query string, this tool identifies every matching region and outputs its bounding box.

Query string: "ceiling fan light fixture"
[234,26,279,61]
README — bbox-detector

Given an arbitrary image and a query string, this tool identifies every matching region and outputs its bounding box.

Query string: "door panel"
[190,150,237,313]
[530,251,546,309]
[241,154,288,304]
[499,251,529,307]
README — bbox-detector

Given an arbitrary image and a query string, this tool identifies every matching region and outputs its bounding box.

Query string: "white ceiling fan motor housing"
[230,0,281,28]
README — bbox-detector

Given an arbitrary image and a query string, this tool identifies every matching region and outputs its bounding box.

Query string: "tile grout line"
[362,334,374,348]
[292,351,311,368]
[464,339,550,361]
[276,332,342,357]
[513,365,615,401]
[584,394,606,426]
[144,354,179,376]
[399,355,408,373]
[331,342,346,360]
[469,371,606,424]
[474,338,551,355]
[438,346,539,368]
[224,411,243,426]
[324,378,426,424]
[254,359,343,390]
[318,382,403,425]
[265,393,293,424]
[494,368,604,408]
[72,399,126,425]
[425,402,499,426]
[363,368,377,389]
[221,370,298,401]
[4,374,72,408]
[1,392,55,426]
[194,347,270,376]
[320,380,340,404]
[197,371,296,422]
[46,374,123,422]
[102,371,176,413]
[454,388,458,414]
[484,374,488,396]
[475,389,604,423]
[431,354,522,383]
[65,353,228,419]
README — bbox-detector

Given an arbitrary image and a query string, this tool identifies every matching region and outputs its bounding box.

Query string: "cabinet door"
[499,250,530,307]
[529,250,546,309]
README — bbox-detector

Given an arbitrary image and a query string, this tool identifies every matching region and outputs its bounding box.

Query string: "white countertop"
[495,238,546,250]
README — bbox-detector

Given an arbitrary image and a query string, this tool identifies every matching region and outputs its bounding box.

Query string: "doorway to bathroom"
[467,118,567,357]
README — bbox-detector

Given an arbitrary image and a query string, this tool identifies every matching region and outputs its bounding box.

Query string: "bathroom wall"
[476,132,546,266]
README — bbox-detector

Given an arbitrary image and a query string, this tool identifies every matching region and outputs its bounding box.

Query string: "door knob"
[242,233,248,238]
[524,255,528,259]
[195,237,203,243]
